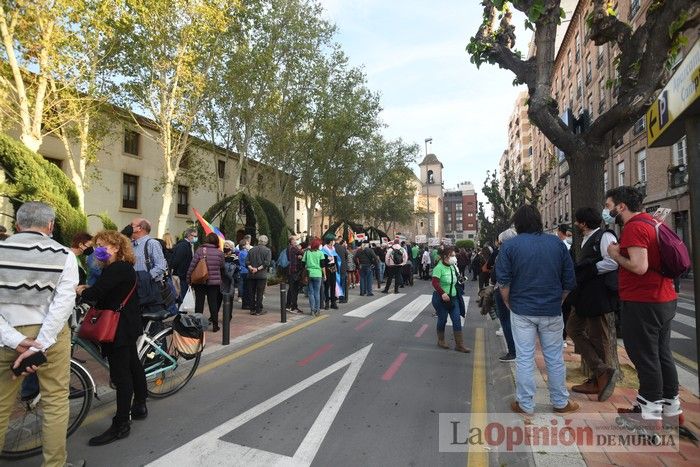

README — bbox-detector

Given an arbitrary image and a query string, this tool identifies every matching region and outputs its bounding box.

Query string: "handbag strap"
[117,281,138,312]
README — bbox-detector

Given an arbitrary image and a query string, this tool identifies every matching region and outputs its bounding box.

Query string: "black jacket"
[335,244,348,274]
[569,229,618,317]
[171,239,193,278]
[81,261,142,348]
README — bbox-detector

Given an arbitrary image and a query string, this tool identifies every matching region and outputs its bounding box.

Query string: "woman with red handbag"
[76,230,147,446]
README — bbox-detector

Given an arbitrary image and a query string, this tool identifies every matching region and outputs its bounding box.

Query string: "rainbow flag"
[192,207,225,249]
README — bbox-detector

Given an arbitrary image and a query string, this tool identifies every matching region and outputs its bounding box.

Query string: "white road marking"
[343,294,405,318]
[388,295,432,322]
[670,330,690,340]
[677,301,695,312]
[674,312,696,328]
[447,297,469,327]
[146,344,373,467]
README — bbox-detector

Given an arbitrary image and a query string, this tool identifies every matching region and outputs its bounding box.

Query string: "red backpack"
[629,218,691,278]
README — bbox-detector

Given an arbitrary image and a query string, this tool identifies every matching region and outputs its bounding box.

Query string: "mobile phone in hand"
[11,351,47,376]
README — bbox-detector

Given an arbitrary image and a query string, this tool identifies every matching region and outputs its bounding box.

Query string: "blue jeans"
[307,278,322,312]
[494,289,516,356]
[432,292,462,332]
[510,313,569,413]
[359,265,373,295]
[378,262,385,282]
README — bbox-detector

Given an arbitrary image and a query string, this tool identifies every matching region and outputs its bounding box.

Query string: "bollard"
[222,292,232,345]
[280,282,287,323]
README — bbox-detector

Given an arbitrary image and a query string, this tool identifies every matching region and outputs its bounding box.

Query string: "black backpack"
[391,248,403,265]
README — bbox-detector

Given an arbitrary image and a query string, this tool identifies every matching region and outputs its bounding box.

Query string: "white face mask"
[448,256,458,266]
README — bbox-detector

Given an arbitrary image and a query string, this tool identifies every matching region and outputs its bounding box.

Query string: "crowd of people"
[0,181,689,463]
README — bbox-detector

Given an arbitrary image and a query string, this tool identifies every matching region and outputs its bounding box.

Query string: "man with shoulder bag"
[567,207,619,402]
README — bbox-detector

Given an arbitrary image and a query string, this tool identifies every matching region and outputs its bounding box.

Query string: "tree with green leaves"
[111,0,233,237]
[467,0,699,217]
[477,162,548,245]
[199,0,334,202]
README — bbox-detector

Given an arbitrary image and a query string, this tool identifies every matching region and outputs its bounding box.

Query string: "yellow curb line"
[467,327,487,467]
[82,315,328,426]
[673,351,698,371]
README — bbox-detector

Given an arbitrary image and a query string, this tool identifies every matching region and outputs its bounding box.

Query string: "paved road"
[12,278,525,467]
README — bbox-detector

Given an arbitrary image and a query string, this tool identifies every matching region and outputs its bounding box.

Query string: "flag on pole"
[192,207,225,249]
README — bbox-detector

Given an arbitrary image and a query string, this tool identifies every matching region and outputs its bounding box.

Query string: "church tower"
[418,153,444,239]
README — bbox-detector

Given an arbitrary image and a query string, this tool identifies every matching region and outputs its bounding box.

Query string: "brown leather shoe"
[571,378,599,394]
[511,401,531,414]
[596,367,619,402]
[553,401,580,414]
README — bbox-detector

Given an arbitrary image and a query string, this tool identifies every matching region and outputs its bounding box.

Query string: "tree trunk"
[20,133,41,153]
[157,173,176,238]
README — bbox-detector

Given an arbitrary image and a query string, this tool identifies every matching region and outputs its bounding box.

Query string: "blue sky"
[322,0,530,193]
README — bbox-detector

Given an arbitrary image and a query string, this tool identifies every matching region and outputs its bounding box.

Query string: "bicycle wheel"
[140,327,201,398]
[1,360,93,460]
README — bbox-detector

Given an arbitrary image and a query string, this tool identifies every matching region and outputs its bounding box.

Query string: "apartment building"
[443,181,478,242]
[530,0,694,247]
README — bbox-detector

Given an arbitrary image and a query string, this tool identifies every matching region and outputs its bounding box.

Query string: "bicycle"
[2,307,203,460]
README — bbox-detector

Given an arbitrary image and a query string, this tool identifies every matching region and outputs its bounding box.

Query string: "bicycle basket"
[172,314,205,360]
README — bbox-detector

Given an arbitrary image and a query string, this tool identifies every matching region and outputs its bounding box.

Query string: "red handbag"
[78,282,137,343]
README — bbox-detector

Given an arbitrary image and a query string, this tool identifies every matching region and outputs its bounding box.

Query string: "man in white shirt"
[0,202,79,466]
[566,207,620,402]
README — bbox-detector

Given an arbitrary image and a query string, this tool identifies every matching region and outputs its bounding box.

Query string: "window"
[576,71,583,98]
[586,58,592,83]
[575,34,581,62]
[588,93,594,118]
[633,116,645,135]
[296,200,301,211]
[567,50,572,72]
[617,161,625,187]
[124,130,140,156]
[455,202,462,211]
[122,173,138,209]
[673,136,687,166]
[456,213,463,222]
[296,219,300,233]
[637,150,647,183]
[179,150,192,168]
[240,168,247,185]
[604,171,609,192]
[177,185,189,215]
[599,79,606,112]
[217,160,226,179]
[597,46,604,68]
[257,173,264,188]
[446,213,452,222]
[629,0,640,19]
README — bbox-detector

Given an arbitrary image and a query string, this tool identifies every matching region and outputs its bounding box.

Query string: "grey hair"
[498,228,517,244]
[136,218,151,233]
[183,227,197,237]
[16,201,55,229]
[258,235,269,245]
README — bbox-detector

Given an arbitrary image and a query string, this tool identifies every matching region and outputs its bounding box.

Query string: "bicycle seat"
[141,309,171,321]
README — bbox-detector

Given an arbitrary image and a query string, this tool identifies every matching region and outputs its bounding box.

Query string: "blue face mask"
[93,246,111,262]
[602,208,615,225]
[190,237,198,243]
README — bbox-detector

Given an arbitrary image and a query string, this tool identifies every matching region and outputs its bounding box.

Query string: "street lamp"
[424,137,433,239]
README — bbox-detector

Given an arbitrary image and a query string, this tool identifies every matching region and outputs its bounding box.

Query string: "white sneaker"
[496,328,504,336]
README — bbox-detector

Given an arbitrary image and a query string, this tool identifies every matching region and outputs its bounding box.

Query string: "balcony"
[597,53,605,68]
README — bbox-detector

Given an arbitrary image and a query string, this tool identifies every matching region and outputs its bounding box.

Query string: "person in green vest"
[411,243,420,275]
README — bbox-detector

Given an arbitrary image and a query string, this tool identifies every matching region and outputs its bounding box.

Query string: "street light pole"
[425,137,432,239]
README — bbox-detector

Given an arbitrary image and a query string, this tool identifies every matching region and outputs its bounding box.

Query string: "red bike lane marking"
[415,324,429,338]
[297,343,333,367]
[381,352,408,381]
[354,318,373,331]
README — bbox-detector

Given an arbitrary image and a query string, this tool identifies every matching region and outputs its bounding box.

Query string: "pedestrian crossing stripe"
[146,344,373,467]
[343,293,405,318]
[388,295,432,322]
[673,312,696,328]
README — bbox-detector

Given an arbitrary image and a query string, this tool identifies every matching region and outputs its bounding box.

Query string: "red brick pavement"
[532,341,700,466]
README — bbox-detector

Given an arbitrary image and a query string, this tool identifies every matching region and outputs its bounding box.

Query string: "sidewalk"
[518,330,700,466]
